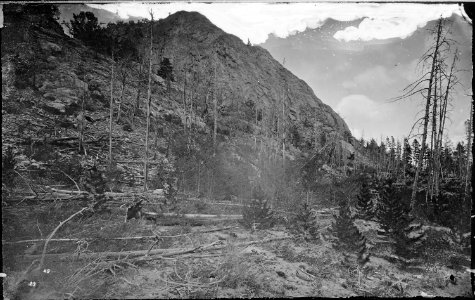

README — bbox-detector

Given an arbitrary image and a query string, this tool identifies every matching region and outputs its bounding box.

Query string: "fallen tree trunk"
[22,236,293,262]
[160,213,242,219]
[4,226,238,245]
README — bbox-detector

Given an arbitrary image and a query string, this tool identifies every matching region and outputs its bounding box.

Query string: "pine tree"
[241,198,275,232]
[355,181,375,220]
[240,186,275,231]
[333,200,370,267]
[157,57,174,93]
[376,179,425,260]
[412,139,420,167]
[291,201,320,242]
[402,138,413,178]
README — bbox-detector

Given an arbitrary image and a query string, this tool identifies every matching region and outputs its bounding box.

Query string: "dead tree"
[116,59,131,123]
[144,11,154,191]
[465,101,473,196]
[393,18,451,211]
[109,52,115,166]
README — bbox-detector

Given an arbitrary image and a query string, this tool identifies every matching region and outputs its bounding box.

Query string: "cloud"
[355,65,394,88]
[335,94,391,139]
[333,4,459,42]
[87,3,460,44]
[336,94,383,119]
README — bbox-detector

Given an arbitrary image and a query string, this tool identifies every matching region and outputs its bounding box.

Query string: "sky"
[87,2,472,145]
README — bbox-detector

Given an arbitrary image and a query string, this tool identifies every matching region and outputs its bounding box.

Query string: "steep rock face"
[2,6,353,200]
[151,11,351,146]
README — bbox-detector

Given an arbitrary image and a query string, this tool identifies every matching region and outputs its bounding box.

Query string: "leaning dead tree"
[392,17,459,210]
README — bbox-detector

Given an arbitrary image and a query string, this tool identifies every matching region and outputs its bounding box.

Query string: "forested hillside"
[2,4,471,299]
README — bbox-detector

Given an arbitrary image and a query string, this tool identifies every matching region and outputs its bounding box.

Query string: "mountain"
[2,5,353,202]
[258,14,472,142]
[151,11,351,139]
[58,4,145,35]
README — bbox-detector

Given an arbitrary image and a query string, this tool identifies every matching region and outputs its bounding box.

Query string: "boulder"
[90,90,107,106]
[87,79,101,91]
[43,101,66,114]
[43,87,80,115]
[151,73,165,85]
[40,41,62,55]
[74,77,88,90]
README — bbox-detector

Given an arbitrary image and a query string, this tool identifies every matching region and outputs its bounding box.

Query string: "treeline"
[353,136,471,185]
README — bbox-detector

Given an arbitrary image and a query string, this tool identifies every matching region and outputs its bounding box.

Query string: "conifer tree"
[240,186,275,231]
[376,179,425,260]
[291,201,320,241]
[356,180,375,220]
[333,200,370,267]
[402,138,412,178]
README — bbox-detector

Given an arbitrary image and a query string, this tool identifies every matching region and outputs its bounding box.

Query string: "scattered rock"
[123,123,133,132]
[152,189,164,196]
[40,41,62,54]
[43,87,81,114]
[43,101,66,114]
[90,89,107,106]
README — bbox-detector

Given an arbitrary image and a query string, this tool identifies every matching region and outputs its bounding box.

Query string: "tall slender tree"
[109,51,114,166]
[144,11,154,191]
[393,18,455,210]
[464,101,472,196]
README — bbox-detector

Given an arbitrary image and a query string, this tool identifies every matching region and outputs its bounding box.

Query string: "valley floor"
[2,196,471,299]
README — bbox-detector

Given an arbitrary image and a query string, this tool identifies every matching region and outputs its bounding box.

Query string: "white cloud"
[336,94,384,120]
[333,4,459,42]
[336,94,392,140]
[88,3,460,44]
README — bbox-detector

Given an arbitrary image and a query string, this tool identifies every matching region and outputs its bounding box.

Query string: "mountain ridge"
[2,5,355,201]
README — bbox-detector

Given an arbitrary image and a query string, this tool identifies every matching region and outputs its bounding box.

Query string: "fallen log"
[22,236,294,262]
[49,188,88,195]
[161,213,242,219]
[4,226,238,245]
[116,160,164,164]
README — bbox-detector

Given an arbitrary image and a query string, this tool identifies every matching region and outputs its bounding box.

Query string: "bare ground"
[2,200,471,299]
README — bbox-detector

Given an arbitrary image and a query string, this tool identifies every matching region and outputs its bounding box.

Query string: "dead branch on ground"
[38,206,92,270]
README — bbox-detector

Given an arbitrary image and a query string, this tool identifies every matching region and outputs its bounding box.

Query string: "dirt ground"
[2,200,472,299]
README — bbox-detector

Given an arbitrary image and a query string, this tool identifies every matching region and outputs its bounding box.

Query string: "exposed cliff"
[2,6,353,200]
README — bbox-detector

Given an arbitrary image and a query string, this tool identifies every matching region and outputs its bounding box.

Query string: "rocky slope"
[151,11,351,141]
[2,5,353,201]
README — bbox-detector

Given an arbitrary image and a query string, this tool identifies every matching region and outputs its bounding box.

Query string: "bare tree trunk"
[429,64,438,198]
[109,53,114,166]
[134,58,144,121]
[410,18,443,210]
[254,101,258,148]
[465,102,473,196]
[212,62,217,156]
[213,87,217,157]
[282,87,285,168]
[117,75,126,123]
[144,12,154,191]
[79,86,86,155]
[197,161,201,196]
[436,53,457,194]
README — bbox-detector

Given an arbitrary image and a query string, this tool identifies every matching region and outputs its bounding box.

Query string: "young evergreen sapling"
[376,178,425,260]
[240,186,276,231]
[291,201,320,242]
[332,200,370,267]
[356,181,375,220]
